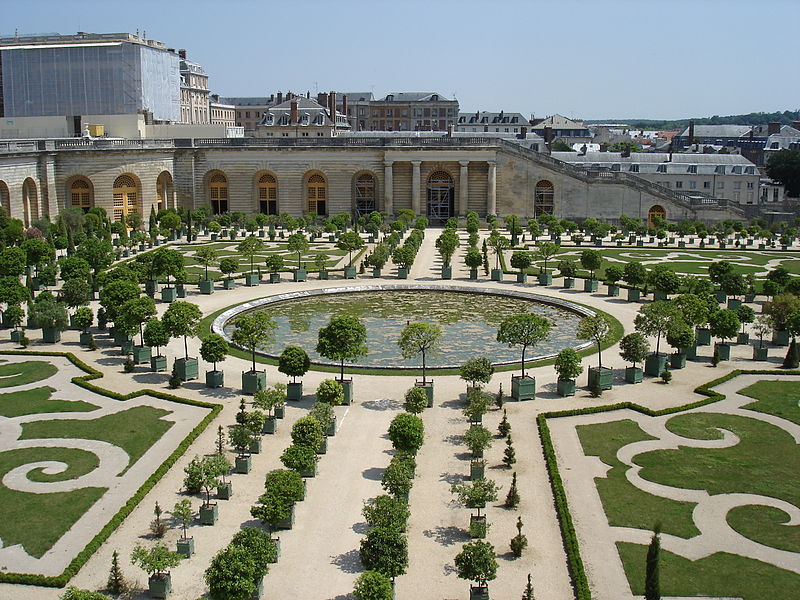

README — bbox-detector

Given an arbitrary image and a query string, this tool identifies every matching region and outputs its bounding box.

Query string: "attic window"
[630,164,639,172]
[511,117,518,123]
[611,164,620,171]
[745,166,755,174]
[432,95,438,101]
[732,166,742,174]
[687,165,697,173]
[657,164,667,173]
[715,165,725,174]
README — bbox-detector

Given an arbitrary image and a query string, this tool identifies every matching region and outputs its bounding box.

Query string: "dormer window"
[715,165,725,174]
[657,164,667,173]
[732,166,742,174]
[745,166,755,174]
[611,164,620,171]
[687,165,697,173]
[431,95,438,101]
[629,164,639,172]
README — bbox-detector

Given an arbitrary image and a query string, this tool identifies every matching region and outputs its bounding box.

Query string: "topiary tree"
[316,378,345,405]
[143,318,170,357]
[316,314,368,381]
[579,249,602,280]
[496,313,551,378]
[162,301,202,360]
[29,296,68,333]
[450,478,499,519]
[510,250,532,274]
[634,301,677,356]
[337,231,365,266]
[454,540,498,592]
[353,570,394,600]
[604,264,624,286]
[709,309,741,345]
[553,347,583,381]
[535,241,560,274]
[291,416,325,451]
[200,333,229,373]
[464,387,491,423]
[436,229,460,266]
[231,312,277,373]
[204,545,261,600]
[236,236,264,275]
[404,386,428,414]
[359,527,408,581]
[172,499,193,541]
[387,413,424,454]
[118,296,157,346]
[464,425,492,456]
[459,357,495,389]
[280,444,318,473]
[73,305,93,333]
[666,321,695,354]
[287,232,310,268]
[623,261,648,291]
[219,256,239,281]
[398,322,442,385]
[619,332,650,369]
[195,246,219,281]
[487,230,510,270]
[278,345,310,383]
[130,544,181,580]
[576,313,614,369]
[362,495,410,532]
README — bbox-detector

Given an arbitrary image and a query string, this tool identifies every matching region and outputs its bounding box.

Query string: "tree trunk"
[184,336,189,360]
[597,341,602,369]
[521,345,527,378]
[422,351,427,384]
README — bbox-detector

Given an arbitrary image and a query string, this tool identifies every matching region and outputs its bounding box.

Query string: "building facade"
[367,93,458,132]
[179,51,210,124]
[254,96,350,138]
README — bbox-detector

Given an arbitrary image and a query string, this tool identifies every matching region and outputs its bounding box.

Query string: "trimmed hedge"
[538,367,800,600]
[0,350,221,587]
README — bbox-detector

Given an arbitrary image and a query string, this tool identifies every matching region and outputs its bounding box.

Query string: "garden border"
[0,350,222,588]
[537,367,800,600]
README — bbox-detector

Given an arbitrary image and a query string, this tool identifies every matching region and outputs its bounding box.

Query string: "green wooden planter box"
[737,333,750,344]
[470,586,489,600]
[199,502,218,525]
[300,464,317,478]
[773,329,790,346]
[262,416,277,434]
[223,279,236,290]
[469,514,487,539]
[397,268,408,279]
[133,345,151,364]
[145,280,159,296]
[637,240,644,247]
[563,277,575,289]
[210,233,218,241]
[235,455,252,474]
[583,279,599,293]
[79,331,92,346]
[242,370,267,394]
[745,293,756,302]
[696,328,712,346]
[206,370,224,388]
[249,438,262,454]
[269,273,281,283]
[274,405,285,419]
[715,343,731,361]
[670,353,687,369]
[175,357,199,381]
[199,280,214,294]
[287,382,302,401]
[10,330,23,343]
[148,574,172,599]
[469,268,478,280]
[161,287,177,303]
[326,415,337,436]
[42,328,61,343]
[275,505,296,530]
[644,353,668,377]
[587,366,613,390]
[511,375,535,400]
[217,482,232,500]
[714,290,727,304]
[294,268,307,282]
[557,378,576,396]
[727,298,742,310]
[685,344,698,361]
[316,438,328,455]
[245,273,260,287]
[120,339,134,355]
[372,268,382,278]
[606,284,620,297]
[415,381,434,407]
[470,459,485,481]
[537,273,552,285]
[344,266,357,279]
[338,378,353,405]
[319,270,329,280]
[151,354,168,372]
[176,284,186,298]
[627,288,640,301]
[442,266,453,280]
[624,366,643,384]
[515,271,527,283]
[177,537,194,558]
[490,269,503,281]
[679,241,686,248]
[753,346,768,360]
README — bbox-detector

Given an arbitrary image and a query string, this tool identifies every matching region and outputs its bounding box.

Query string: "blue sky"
[4,0,798,120]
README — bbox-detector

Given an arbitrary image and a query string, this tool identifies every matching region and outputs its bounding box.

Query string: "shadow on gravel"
[423,525,469,547]
[443,434,463,445]
[440,472,464,486]
[330,548,363,574]
[439,398,463,410]
[361,398,403,411]
[95,357,124,367]
[325,594,355,600]
[132,373,169,385]
[352,521,369,535]
[362,467,384,481]
[498,550,519,562]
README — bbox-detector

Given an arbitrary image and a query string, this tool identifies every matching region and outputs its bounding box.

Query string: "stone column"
[411,160,421,215]
[487,161,497,216]
[459,160,469,216]
[384,160,394,216]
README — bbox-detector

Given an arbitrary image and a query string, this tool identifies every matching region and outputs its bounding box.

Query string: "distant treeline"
[586,110,800,130]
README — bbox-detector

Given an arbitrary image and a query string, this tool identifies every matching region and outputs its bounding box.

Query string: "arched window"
[354,173,376,217]
[427,170,454,223]
[0,181,10,217]
[307,173,327,216]
[70,178,93,212]
[258,173,278,215]
[22,178,39,227]
[648,205,666,227]
[156,171,174,211]
[209,172,228,214]
[113,174,139,223]
[534,180,554,216]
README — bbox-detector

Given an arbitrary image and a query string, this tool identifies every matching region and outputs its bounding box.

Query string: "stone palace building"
[0,135,743,227]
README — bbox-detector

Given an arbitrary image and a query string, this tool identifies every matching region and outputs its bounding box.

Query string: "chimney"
[317,92,328,107]
[579,144,587,156]
[668,141,673,162]
[277,91,283,104]
[342,94,348,117]
[178,49,187,60]
[688,120,695,145]
[290,100,298,124]
[543,126,553,143]
[307,90,310,99]
[792,121,800,131]
[270,94,274,102]
[520,126,527,138]
[599,143,608,152]
[768,121,781,135]
[329,91,337,117]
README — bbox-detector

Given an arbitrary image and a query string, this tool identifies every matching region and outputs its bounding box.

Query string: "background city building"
[367,92,458,132]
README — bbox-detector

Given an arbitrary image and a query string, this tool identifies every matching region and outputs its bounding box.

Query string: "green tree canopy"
[316,314,368,380]
[398,322,442,384]
[765,149,800,197]
[278,345,311,382]
[634,301,678,355]
[162,301,203,359]
[454,540,498,587]
[231,312,277,372]
[200,333,229,371]
[359,527,408,580]
[143,318,170,355]
[496,313,551,377]
[576,313,615,368]
[387,413,425,454]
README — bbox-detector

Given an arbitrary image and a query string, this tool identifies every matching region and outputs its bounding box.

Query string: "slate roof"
[376,92,455,102]
[457,111,527,125]
[677,124,753,138]
[530,114,587,130]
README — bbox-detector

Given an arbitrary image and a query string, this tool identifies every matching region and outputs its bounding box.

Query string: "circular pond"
[214,285,593,370]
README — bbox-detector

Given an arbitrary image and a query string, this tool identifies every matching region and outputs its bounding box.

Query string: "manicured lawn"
[0,360,58,388]
[0,447,105,558]
[0,386,98,418]
[739,379,800,426]
[727,505,800,553]
[20,406,174,474]
[618,542,800,600]
[576,419,699,538]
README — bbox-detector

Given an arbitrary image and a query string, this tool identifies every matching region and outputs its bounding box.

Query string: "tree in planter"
[510,516,528,557]
[316,314,368,381]
[152,247,185,289]
[380,459,414,500]
[436,228,460,267]
[219,256,239,282]
[450,478,499,520]
[231,312,277,373]
[291,416,325,451]
[554,348,583,386]
[666,321,695,358]
[353,570,394,600]
[287,232,310,269]
[464,425,492,457]
[184,454,230,506]
[558,257,578,280]
[362,495,410,532]
[337,231,365,267]
[398,322,442,385]
[278,345,310,384]
[619,332,650,371]
[736,304,755,339]
[195,246,219,281]
[236,236,265,277]
[604,264,624,287]
[648,264,681,298]
[317,378,345,405]
[359,526,408,581]
[673,293,712,332]
[172,499,193,542]
[487,230,510,270]
[634,301,677,357]
[73,305,93,334]
[280,444,318,474]
[510,250,532,276]
[709,309,741,348]
[388,413,424,454]
[464,246,483,274]
[314,253,330,274]
[204,545,262,600]
[764,292,800,334]
[143,318,170,359]
[200,333,229,374]
[391,245,414,272]
[404,386,428,414]
[309,401,335,435]
[753,314,772,350]
[130,544,181,587]
[454,540,498,594]
[623,261,648,292]
[60,278,91,315]
[576,313,615,369]
[459,357,495,390]
[579,249,602,281]
[254,385,285,419]
[162,301,202,360]
[119,296,157,346]
[496,313,552,378]
[29,295,68,338]
[535,241,560,274]
[230,527,279,566]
